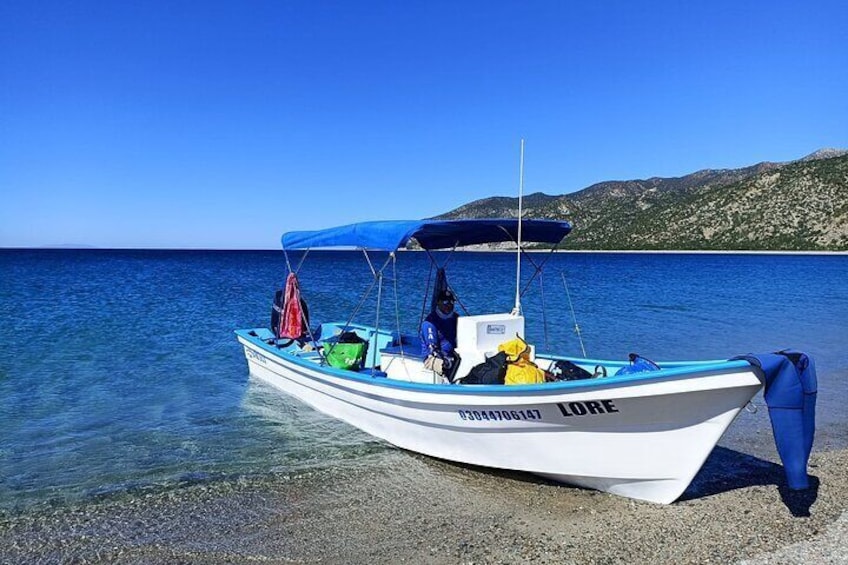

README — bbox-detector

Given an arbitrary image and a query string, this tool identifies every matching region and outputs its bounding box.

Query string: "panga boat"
[236,219,816,504]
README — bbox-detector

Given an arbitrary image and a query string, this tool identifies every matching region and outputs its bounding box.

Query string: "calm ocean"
[1,249,846,515]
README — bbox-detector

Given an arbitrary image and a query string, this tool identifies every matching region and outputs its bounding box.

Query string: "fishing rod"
[561,271,587,357]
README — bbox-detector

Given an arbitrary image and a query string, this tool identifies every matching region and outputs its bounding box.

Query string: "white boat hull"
[236,330,763,504]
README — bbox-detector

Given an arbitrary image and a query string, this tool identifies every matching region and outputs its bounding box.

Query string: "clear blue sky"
[2,1,846,249]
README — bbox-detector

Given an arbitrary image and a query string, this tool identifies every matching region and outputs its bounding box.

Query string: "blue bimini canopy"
[281,219,573,251]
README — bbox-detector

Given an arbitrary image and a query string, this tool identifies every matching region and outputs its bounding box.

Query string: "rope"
[371,267,383,371]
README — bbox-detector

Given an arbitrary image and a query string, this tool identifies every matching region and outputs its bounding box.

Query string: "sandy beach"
[2,444,845,564]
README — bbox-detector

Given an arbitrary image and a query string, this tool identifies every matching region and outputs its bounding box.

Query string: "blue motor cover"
[738,351,817,490]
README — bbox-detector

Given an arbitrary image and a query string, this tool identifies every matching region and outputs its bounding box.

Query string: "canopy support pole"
[283,249,310,276]
[391,253,405,357]
[370,253,388,371]
[320,251,394,368]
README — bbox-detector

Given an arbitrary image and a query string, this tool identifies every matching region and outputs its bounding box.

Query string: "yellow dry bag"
[498,336,546,385]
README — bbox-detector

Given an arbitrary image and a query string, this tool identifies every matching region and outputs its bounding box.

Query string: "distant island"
[41,244,100,249]
[435,149,848,251]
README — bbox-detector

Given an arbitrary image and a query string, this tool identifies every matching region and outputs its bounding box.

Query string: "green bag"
[325,341,368,370]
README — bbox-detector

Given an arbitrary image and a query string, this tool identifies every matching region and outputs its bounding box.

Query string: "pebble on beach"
[1,447,846,564]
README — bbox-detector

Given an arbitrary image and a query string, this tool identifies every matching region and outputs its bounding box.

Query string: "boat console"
[379,313,528,384]
[453,313,526,380]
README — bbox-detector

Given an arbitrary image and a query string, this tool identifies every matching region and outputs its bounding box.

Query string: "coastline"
[2,447,845,564]
[400,247,848,255]
[3,247,846,255]
[556,249,848,256]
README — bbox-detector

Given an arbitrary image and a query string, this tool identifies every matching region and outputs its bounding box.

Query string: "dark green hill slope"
[436,151,848,251]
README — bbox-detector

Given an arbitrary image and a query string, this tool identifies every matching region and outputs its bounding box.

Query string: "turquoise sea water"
[1,249,847,515]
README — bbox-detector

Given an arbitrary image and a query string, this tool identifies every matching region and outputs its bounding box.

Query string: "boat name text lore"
[457,400,620,423]
[557,400,618,417]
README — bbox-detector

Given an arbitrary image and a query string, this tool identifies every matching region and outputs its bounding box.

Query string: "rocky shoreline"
[1,446,845,564]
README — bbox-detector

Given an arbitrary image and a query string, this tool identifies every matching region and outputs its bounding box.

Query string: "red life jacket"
[279,273,304,339]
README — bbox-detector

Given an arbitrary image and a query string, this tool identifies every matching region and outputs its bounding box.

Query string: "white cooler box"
[453,313,526,381]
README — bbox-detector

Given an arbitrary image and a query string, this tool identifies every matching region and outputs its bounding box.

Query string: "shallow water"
[1,249,846,515]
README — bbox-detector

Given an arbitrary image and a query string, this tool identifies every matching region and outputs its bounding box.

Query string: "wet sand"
[1,445,845,564]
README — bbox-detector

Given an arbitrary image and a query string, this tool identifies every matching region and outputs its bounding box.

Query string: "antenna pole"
[513,139,525,315]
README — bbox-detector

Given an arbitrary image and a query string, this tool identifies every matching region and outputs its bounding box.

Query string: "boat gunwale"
[235,329,760,396]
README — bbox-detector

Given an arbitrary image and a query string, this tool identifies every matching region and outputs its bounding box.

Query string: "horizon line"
[2,246,846,256]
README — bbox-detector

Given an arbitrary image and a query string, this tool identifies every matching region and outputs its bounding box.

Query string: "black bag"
[548,359,594,381]
[271,289,285,338]
[337,330,365,344]
[461,351,508,385]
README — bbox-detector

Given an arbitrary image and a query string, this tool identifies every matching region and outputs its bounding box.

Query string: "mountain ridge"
[435,149,848,251]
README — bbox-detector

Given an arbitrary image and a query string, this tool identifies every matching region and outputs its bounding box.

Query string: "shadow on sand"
[415,446,819,516]
[682,446,819,516]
